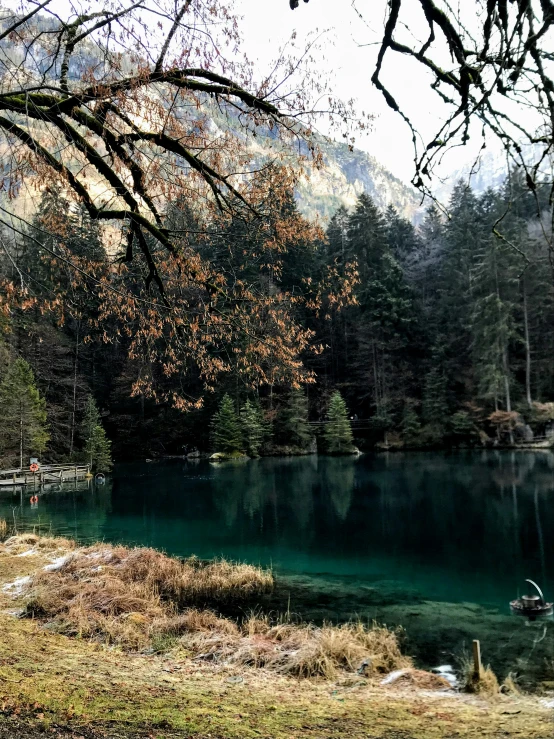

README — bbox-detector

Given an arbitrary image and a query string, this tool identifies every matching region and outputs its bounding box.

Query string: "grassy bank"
[0,534,552,738]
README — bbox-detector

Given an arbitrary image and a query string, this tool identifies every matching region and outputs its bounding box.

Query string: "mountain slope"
[296,139,421,222]
[0,10,420,225]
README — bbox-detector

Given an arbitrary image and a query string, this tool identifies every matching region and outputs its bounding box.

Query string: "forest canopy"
[0,0,361,408]
[1,0,554,462]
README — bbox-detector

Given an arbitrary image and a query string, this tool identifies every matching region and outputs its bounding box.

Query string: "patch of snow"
[2,576,31,596]
[17,549,37,557]
[381,669,410,685]
[432,664,459,688]
[540,699,554,708]
[44,555,70,572]
[84,549,113,562]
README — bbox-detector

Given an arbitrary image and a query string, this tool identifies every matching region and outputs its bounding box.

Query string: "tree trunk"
[502,347,514,445]
[69,322,80,457]
[19,401,23,470]
[522,280,532,408]
[372,342,380,413]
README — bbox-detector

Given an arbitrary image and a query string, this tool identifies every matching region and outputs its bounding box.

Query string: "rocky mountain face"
[0,11,421,226]
[296,139,421,223]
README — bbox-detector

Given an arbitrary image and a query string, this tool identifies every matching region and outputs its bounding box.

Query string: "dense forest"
[2,169,554,465]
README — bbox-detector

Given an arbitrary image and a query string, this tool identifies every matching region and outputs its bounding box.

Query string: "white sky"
[236,0,492,185]
[3,0,505,186]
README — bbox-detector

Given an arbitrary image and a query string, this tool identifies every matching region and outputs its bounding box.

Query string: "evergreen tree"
[211,394,243,454]
[450,410,476,439]
[432,183,483,397]
[0,357,49,468]
[385,205,420,263]
[408,205,444,317]
[80,395,112,471]
[347,192,389,289]
[346,193,416,421]
[240,399,265,457]
[423,367,448,426]
[275,389,313,450]
[401,401,421,442]
[81,394,101,448]
[85,424,113,473]
[324,391,354,453]
[326,206,350,266]
[470,191,519,412]
[321,205,355,388]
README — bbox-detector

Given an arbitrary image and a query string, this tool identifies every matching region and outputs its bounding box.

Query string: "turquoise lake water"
[2,450,554,684]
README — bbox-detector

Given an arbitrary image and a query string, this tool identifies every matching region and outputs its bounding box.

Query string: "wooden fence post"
[472,639,482,679]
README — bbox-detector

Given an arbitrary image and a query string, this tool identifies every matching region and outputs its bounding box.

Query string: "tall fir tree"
[348,193,415,420]
[401,401,421,442]
[324,391,355,453]
[423,366,449,426]
[470,190,519,412]
[240,399,265,457]
[275,389,313,451]
[81,395,101,448]
[85,425,113,473]
[385,205,420,263]
[0,357,49,468]
[80,395,112,471]
[211,394,243,454]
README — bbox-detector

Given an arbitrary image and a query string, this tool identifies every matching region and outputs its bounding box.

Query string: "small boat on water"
[510,579,553,619]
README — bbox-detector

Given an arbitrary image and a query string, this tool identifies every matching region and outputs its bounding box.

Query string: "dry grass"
[381,668,452,690]
[501,674,521,695]
[4,533,76,554]
[8,537,411,680]
[177,614,411,679]
[0,519,8,541]
[21,543,272,650]
[462,659,500,696]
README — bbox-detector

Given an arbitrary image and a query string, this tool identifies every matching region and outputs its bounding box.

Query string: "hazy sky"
[3,0,500,186]
[236,0,489,185]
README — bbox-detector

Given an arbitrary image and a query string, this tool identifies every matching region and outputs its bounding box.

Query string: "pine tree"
[450,410,476,438]
[347,192,389,289]
[86,424,113,473]
[275,389,313,451]
[0,357,49,468]
[211,394,243,454]
[401,402,421,442]
[240,399,264,457]
[326,206,350,266]
[432,183,483,395]
[470,191,519,413]
[324,391,354,453]
[346,193,415,422]
[81,395,112,472]
[81,395,100,449]
[385,205,420,263]
[423,367,448,426]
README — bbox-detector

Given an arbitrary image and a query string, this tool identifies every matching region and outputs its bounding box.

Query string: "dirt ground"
[0,720,425,739]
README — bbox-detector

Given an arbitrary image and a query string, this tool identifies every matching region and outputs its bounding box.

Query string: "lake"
[2,450,554,686]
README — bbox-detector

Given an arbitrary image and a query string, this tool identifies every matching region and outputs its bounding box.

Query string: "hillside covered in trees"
[1,170,553,463]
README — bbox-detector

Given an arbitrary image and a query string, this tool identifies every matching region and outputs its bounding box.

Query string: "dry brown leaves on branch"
[0,0,360,407]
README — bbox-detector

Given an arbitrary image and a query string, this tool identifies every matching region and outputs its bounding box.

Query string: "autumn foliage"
[0,0,358,409]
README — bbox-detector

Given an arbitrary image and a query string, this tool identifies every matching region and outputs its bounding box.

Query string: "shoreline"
[0,533,551,738]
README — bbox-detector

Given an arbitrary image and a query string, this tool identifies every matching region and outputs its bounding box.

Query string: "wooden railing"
[0,464,91,487]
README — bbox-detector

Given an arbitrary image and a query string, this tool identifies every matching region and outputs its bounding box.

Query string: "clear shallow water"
[2,451,554,684]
